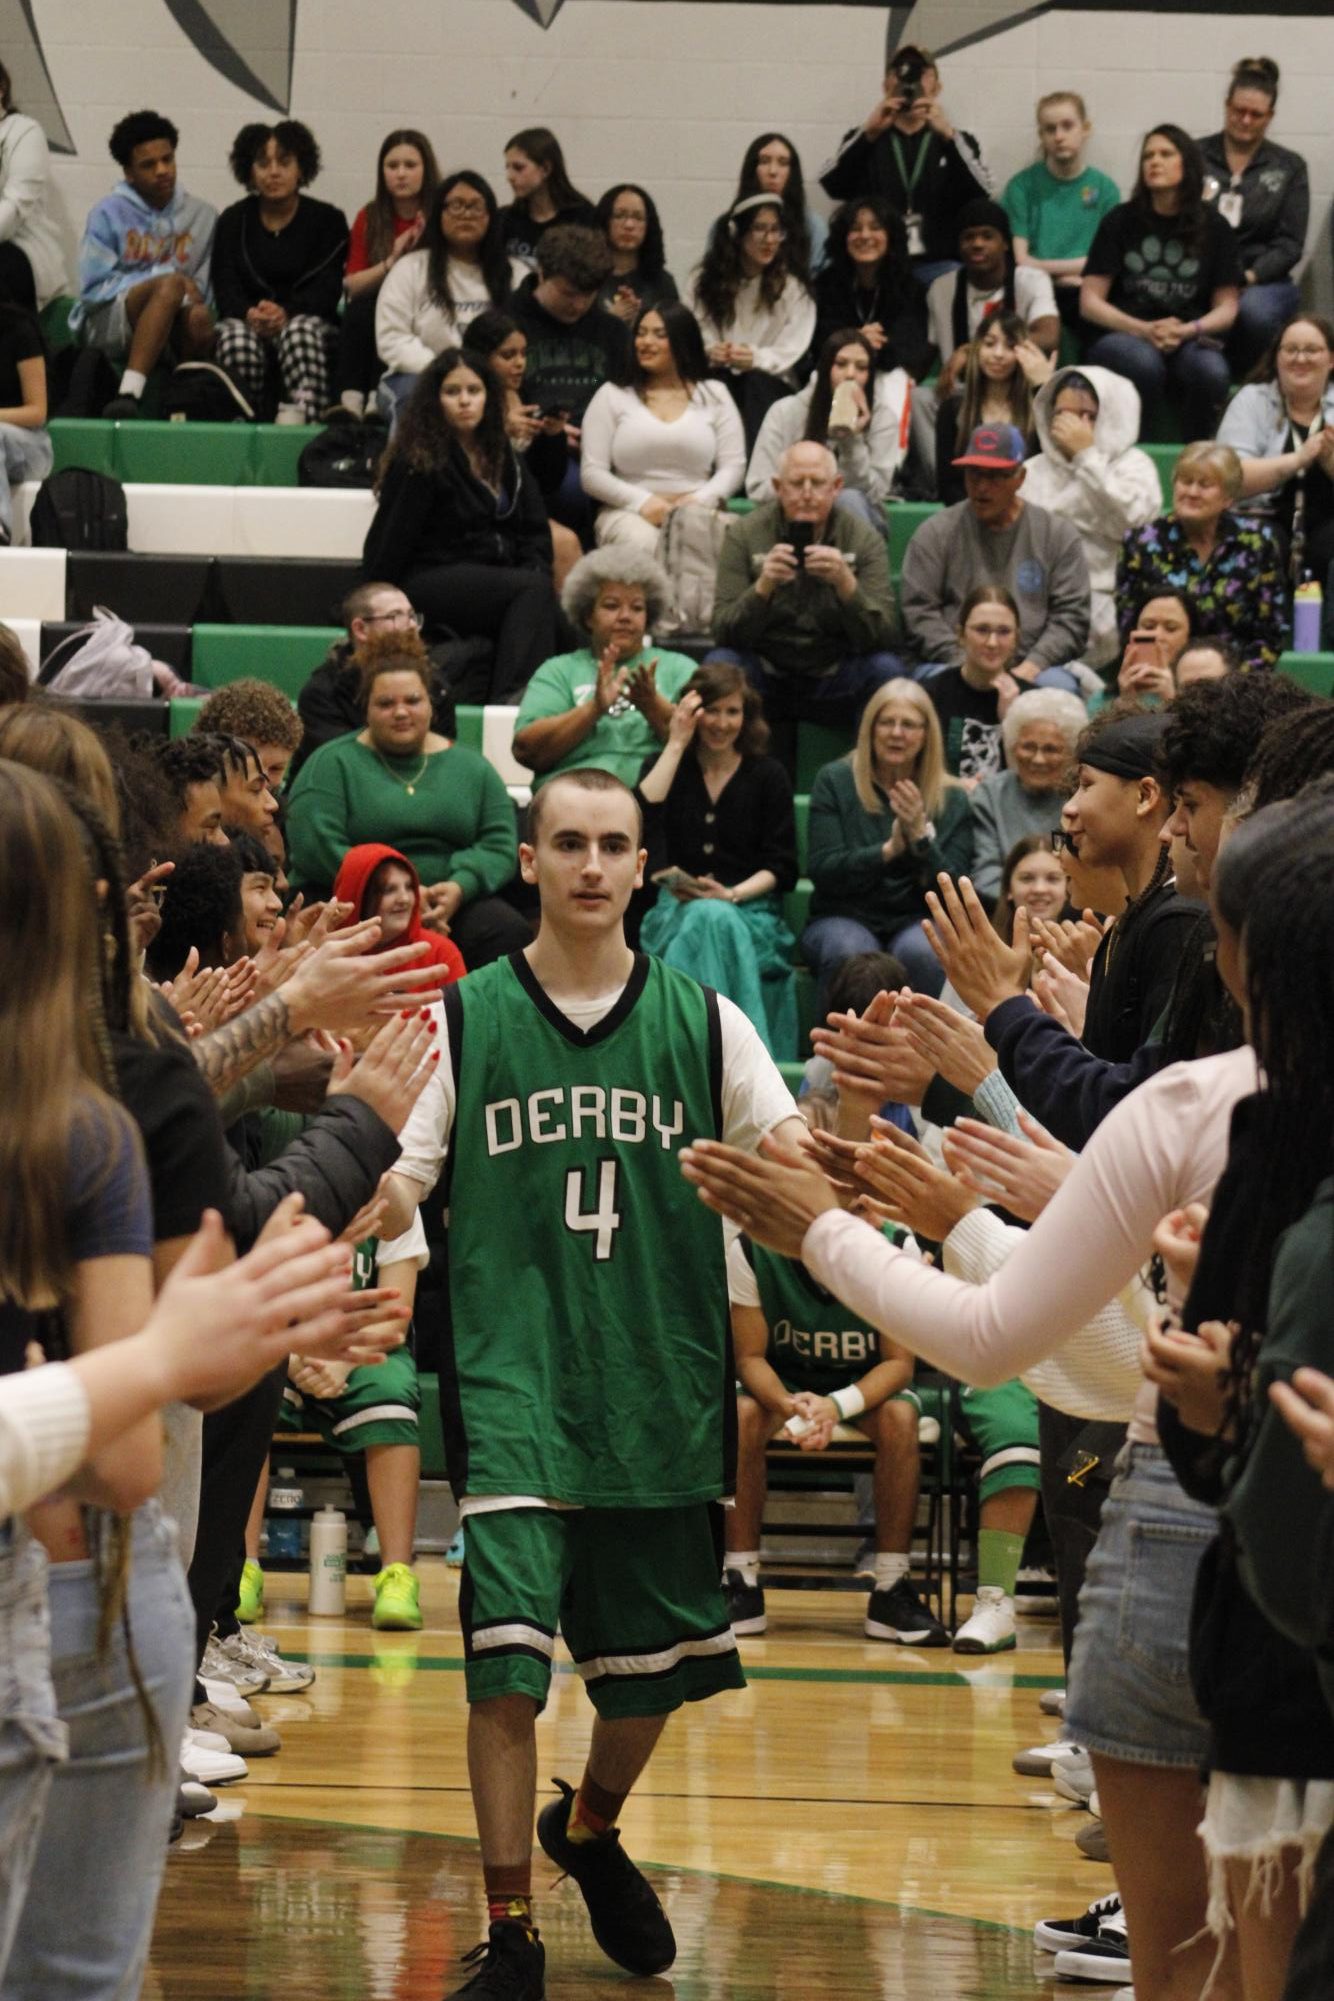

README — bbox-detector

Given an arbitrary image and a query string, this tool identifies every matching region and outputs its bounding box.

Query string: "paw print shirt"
[1084,202,1242,323]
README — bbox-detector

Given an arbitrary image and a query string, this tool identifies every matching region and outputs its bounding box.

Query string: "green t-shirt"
[1002,160,1120,262]
[441,952,732,1508]
[515,646,699,789]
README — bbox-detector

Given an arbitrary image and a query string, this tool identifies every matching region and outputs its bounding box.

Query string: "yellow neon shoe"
[236,1559,265,1626]
[372,1562,423,1631]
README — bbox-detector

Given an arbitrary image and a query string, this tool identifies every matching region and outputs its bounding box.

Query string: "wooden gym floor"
[148,1560,1110,2000]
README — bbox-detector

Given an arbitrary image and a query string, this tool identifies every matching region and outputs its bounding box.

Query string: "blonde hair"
[1175,441,1244,503]
[852,678,958,819]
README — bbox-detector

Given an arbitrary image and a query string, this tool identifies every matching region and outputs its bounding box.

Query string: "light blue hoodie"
[71,179,217,329]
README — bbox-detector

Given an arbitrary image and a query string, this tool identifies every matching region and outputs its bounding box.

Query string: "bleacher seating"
[47,418,316,487]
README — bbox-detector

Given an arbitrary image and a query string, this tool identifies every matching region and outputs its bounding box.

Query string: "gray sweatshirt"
[900,498,1091,670]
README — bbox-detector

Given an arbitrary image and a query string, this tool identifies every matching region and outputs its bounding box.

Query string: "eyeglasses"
[1278,346,1329,361]
[747,224,786,242]
[611,208,646,224]
[364,608,424,629]
[877,717,926,735]
[443,199,487,218]
[1014,740,1065,758]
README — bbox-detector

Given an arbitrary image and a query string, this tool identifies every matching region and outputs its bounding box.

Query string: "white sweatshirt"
[686,271,816,385]
[1022,365,1163,669]
[579,380,746,512]
[0,112,65,307]
[801,1046,1258,1446]
[0,1364,90,1519]
[746,368,912,505]
[374,248,527,375]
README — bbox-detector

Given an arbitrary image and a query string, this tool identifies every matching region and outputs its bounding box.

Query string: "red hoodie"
[331,843,466,986]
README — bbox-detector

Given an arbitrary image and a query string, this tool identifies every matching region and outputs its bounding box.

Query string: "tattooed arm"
[194,993,293,1099]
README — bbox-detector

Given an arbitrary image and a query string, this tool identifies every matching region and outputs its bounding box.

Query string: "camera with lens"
[890,49,927,98]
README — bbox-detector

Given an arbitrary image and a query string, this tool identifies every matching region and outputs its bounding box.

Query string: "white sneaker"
[952,1586,1016,1654]
[200,1675,258,1722]
[1039,1687,1066,1717]
[220,1629,315,1694]
[201,1632,268,1696]
[1013,1735,1080,1777]
[180,1731,247,1786]
[1052,1747,1096,1805]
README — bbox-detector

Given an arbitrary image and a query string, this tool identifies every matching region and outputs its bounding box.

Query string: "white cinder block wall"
[33,2,1334,312]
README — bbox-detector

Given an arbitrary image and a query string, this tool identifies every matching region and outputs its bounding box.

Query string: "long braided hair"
[1213,786,1334,1433]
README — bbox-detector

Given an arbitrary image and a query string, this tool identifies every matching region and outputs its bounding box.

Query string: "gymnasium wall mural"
[4,0,1330,153]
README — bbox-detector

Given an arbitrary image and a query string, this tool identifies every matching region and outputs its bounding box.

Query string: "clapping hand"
[594,641,631,715]
[852,1119,980,1241]
[895,990,997,1095]
[1141,1313,1234,1433]
[922,874,1031,1018]
[940,1112,1072,1222]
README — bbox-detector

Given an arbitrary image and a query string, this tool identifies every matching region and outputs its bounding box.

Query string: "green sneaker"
[236,1559,265,1627]
[373,1562,423,1631]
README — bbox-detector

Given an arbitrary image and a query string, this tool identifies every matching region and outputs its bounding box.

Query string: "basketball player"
[725,1230,949,1646]
[387,768,804,2000]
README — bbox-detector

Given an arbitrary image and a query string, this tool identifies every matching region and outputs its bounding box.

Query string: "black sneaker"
[1053,1911,1131,1982]
[444,1922,545,1999]
[864,1577,950,1646]
[1034,1890,1121,1954]
[101,393,142,421]
[535,1776,675,1976]
[723,1568,766,1635]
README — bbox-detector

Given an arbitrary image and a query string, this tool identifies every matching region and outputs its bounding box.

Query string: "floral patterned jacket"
[1115,510,1289,673]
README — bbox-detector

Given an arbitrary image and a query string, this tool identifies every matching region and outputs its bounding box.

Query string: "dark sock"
[568,1771,628,1844]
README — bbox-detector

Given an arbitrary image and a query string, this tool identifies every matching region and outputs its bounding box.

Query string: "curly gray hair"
[560,547,673,637]
[1001,687,1088,757]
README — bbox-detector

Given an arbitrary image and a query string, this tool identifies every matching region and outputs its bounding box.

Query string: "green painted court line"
[293,1648,1062,1691]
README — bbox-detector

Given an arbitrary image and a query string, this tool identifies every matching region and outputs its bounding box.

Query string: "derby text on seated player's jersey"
[731,1232,913,1397]
[425,953,795,1510]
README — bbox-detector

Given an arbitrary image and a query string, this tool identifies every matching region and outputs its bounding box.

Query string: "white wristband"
[831,1384,866,1422]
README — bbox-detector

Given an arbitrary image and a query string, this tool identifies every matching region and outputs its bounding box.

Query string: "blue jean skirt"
[1066,1442,1216,1769]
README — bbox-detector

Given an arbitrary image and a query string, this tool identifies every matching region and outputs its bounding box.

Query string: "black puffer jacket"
[224,1094,400,1251]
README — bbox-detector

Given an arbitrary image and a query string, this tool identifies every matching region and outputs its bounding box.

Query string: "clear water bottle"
[267,1468,304,1559]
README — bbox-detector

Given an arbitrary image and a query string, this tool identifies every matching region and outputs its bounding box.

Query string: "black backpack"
[298,418,390,488]
[29,467,129,552]
[160,360,255,423]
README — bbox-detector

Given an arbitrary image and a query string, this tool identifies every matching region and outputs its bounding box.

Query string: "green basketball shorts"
[910,1378,1041,1501]
[460,1502,745,1717]
[278,1343,420,1452]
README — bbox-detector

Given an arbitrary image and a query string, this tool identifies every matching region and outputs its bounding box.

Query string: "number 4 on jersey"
[564,1160,621,1260]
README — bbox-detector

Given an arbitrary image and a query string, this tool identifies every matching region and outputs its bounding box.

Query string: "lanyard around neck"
[890,129,930,201]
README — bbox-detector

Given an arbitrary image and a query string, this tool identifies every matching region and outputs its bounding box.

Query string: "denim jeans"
[0,1529,65,1988]
[706,647,903,729]
[0,424,53,542]
[801,912,945,1012]
[1230,279,1301,377]
[5,1502,195,2001]
[1084,332,1232,440]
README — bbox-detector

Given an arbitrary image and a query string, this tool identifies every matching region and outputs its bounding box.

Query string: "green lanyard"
[889,129,931,204]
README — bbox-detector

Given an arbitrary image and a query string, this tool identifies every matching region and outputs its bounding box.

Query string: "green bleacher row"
[49,417,1191,531]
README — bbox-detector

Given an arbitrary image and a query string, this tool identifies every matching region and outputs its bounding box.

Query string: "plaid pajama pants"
[214,315,338,417]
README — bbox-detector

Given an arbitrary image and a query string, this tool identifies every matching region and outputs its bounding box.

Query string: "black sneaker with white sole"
[535,1777,675,1976]
[864,1578,950,1646]
[723,1569,766,1635]
[1034,1890,1121,1953]
[1053,1915,1132,1983]
[445,1922,545,1999]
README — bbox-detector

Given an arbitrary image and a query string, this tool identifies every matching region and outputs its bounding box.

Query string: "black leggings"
[406,563,556,703]
[336,288,383,400]
[188,1361,289,1674]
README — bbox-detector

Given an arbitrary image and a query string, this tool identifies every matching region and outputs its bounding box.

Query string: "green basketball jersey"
[747,1232,908,1395]
[442,953,732,1508]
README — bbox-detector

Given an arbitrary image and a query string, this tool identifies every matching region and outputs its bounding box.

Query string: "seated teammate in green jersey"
[724,1229,949,1646]
[384,766,805,2001]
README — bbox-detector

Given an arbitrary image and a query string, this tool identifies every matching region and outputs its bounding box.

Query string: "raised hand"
[595,641,632,714]
[853,1120,979,1241]
[284,920,442,1032]
[1033,959,1088,1037]
[940,1111,1072,1223]
[895,990,997,1095]
[810,989,935,1114]
[1029,910,1108,980]
[1151,1203,1210,1296]
[680,1132,840,1258]
[327,1007,439,1133]
[922,874,1030,1019]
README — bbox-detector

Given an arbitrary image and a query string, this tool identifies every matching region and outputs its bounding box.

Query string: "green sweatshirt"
[806,755,974,932]
[286,734,516,901]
